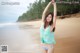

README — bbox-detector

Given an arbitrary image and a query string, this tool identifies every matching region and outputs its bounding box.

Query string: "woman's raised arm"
[52,1,57,28]
[42,2,52,22]
[53,2,57,26]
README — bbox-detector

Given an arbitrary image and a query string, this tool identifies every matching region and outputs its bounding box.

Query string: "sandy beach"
[0,17,80,53]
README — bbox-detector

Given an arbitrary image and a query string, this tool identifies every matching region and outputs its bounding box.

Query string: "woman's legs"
[47,44,54,53]
[44,48,54,53]
[48,47,54,53]
[41,43,54,53]
[42,45,48,53]
[45,50,48,53]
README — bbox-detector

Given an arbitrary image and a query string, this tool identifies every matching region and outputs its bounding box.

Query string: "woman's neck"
[46,23,49,26]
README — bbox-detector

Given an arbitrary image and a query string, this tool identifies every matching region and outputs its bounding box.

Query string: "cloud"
[0,0,35,23]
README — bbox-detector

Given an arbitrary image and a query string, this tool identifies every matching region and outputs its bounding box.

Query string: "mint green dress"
[40,23,56,44]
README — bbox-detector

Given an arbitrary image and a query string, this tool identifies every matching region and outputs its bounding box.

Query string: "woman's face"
[46,14,52,22]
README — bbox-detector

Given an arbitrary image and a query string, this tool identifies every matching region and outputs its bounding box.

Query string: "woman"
[40,0,57,53]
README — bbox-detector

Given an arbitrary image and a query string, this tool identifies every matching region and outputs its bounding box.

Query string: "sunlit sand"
[0,17,80,53]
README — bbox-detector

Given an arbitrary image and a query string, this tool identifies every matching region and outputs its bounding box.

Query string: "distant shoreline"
[17,13,80,22]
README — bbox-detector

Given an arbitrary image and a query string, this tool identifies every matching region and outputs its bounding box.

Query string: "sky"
[0,0,36,23]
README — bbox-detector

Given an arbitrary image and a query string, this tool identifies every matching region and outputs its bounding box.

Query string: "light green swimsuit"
[40,23,56,44]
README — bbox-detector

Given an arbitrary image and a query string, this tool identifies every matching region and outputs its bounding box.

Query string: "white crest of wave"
[0,22,17,28]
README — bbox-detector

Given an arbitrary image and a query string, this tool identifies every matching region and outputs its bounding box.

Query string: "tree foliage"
[17,0,80,22]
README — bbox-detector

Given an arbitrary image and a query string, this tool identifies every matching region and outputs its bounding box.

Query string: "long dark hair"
[44,12,55,32]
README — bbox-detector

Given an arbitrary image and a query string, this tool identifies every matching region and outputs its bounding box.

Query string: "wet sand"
[0,18,80,53]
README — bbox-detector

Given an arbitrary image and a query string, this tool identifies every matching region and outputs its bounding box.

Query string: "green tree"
[17,0,80,22]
